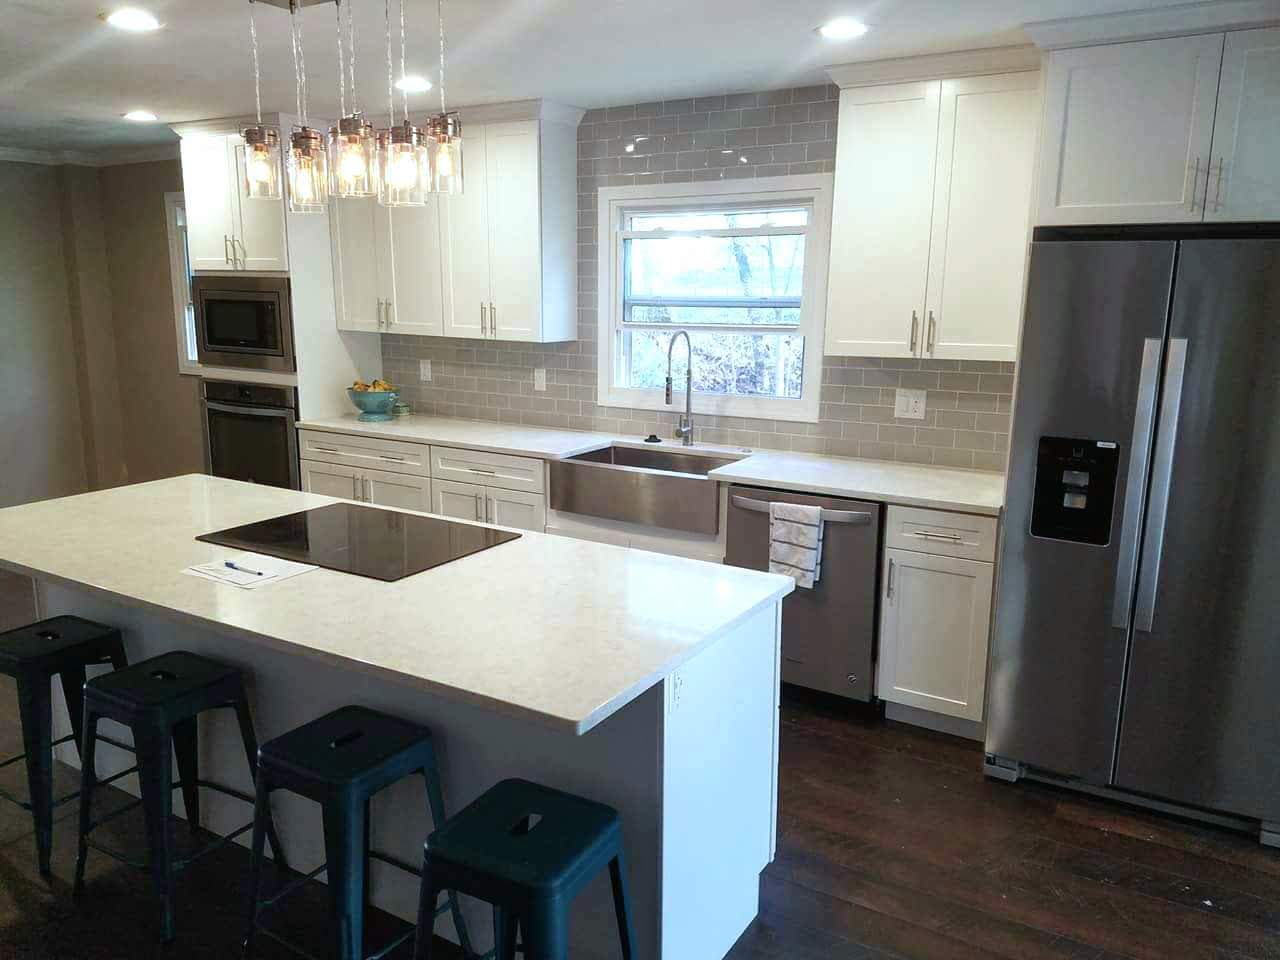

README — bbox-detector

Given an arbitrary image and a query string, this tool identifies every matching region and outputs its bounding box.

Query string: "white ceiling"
[0,0,1193,154]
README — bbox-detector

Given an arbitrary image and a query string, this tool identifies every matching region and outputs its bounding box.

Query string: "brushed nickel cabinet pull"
[927,310,937,354]
[886,558,896,601]
[490,302,496,337]
[1188,157,1201,213]
[909,311,919,354]
[480,302,487,336]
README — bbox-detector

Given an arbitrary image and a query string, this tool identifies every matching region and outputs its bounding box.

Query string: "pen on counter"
[225,561,265,577]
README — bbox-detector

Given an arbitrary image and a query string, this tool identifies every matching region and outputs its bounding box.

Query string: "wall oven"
[193,275,295,372]
[202,381,300,490]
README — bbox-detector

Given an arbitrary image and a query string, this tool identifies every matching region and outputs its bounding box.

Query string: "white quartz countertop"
[709,450,1005,516]
[0,476,792,735]
[297,415,617,460]
[299,415,1004,514]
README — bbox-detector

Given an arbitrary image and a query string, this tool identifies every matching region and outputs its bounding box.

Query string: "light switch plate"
[418,359,432,382]
[533,368,547,392]
[895,388,927,420]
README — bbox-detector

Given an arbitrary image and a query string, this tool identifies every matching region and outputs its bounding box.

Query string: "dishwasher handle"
[731,495,873,526]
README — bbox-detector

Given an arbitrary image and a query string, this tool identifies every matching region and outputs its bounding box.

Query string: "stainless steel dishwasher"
[725,485,882,701]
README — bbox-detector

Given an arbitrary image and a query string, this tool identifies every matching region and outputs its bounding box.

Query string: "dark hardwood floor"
[0,570,1277,959]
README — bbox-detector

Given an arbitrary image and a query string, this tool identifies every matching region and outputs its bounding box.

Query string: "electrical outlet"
[418,359,432,382]
[894,388,927,420]
[533,368,547,392]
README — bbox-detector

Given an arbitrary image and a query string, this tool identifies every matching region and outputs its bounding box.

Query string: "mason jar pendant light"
[426,0,463,194]
[241,0,281,200]
[327,0,376,197]
[376,0,429,206]
[286,0,329,213]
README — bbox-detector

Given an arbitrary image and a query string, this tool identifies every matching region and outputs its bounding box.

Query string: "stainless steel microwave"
[192,275,295,373]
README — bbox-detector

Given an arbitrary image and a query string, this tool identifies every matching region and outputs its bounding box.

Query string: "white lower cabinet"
[301,460,431,511]
[432,478,546,532]
[876,508,996,723]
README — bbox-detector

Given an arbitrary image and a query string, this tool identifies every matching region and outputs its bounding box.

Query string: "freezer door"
[985,240,1175,784]
[1114,240,1280,821]
[724,486,882,701]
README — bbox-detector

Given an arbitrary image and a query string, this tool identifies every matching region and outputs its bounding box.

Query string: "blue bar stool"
[413,778,636,960]
[0,615,131,876]
[74,650,287,942]
[243,705,475,960]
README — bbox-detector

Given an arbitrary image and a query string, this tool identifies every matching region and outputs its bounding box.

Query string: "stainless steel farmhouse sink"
[549,444,745,535]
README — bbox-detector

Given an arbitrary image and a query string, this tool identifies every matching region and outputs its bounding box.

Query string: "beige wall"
[99,159,205,483]
[0,162,90,507]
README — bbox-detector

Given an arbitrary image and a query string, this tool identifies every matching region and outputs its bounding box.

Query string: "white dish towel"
[768,501,824,589]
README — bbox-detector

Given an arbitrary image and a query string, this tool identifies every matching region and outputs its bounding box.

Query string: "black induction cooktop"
[196,502,521,582]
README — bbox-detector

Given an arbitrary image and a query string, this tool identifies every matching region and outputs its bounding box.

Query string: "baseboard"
[884,702,985,741]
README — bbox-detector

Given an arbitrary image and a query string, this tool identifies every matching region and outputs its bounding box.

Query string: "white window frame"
[164,191,200,376]
[597,174,833,423]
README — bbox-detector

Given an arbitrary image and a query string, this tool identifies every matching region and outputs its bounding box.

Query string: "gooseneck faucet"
[665,330,694,446]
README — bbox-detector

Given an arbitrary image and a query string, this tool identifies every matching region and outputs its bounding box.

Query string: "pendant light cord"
[248,0,263,125]
[385,0,394,129]
[399,0,408,122]
[290,2,309,126]
[437,0,447,115]
[335,0,347,119]
[347,0,358,114]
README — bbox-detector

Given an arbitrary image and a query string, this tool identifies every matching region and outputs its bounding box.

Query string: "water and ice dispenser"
[1030,437,1120,546]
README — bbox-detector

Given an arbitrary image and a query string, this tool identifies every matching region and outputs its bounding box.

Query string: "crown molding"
[0,143,179,168]
[450,99,586,127]
[826,45,1041,89]
[1024,0,1280,49]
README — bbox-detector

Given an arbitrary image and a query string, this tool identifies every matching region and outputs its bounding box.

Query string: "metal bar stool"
[0,615,133,876]
[413,778,636,960]
[74,650,287,942]
[243,705,475,960]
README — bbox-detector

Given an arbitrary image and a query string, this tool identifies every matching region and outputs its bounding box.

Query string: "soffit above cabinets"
[827,45,1042,88]
[1024,0,1280,49]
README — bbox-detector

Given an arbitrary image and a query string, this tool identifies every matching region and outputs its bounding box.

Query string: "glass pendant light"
[376,0,429,206]
[426,0,463,194]
[327,0,376,197]
[241,0,281,200]
[285,0,328,213]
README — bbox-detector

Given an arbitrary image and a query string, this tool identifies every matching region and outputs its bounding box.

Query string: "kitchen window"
[597,175,833,422]
[164,191,198,375]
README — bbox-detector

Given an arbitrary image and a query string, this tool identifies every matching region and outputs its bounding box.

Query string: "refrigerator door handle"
[1134,338,1189,633]
[1111,338,1165,630]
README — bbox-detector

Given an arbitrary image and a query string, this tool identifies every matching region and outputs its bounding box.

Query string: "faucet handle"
[664,376,674,404]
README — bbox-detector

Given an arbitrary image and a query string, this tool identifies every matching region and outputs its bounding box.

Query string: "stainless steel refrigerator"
[986,227,1280,842]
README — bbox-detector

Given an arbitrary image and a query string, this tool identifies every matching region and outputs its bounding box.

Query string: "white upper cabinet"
[925,73,1039,361]
[441,124,493,339]
[825,71,1038,361]
[387,201,445,335]
[1036,34,1225,224]
[1206,27,1280,221]
[826,82,940,358]
[179,132,289,272]
[331,197,383,333]
[440,118,579,343]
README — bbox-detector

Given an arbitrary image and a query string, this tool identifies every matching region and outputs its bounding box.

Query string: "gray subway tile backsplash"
[379,81,1014,473]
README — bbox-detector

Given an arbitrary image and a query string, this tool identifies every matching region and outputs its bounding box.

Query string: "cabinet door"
[877,548,994,722]
[826,82,940,357]
[230,136,289,271]
[387,200,445,335]
[486,487,546,532]
[1037,34,1225,225]
[925,73,1039,362]
[432,478,485,522]
[486,122,542,341]
[301,460,360,501]
[330,197,381,332]
[1206,27,1280,222]
[180,135,237,270]
[362,467,431,512]
[440,125,491,339]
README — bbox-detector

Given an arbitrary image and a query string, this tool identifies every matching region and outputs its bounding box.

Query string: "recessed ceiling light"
[818,17,869,40]
[123,109,158,122]
[105,7,161,32]
[394,74,432,93]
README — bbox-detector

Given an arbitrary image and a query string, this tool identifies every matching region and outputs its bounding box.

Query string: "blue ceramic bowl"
[347,389,399,421]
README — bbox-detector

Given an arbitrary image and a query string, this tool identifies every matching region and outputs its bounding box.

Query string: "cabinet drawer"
[298,430,429,477]
[430,445,544,494]
[884,505,997,561]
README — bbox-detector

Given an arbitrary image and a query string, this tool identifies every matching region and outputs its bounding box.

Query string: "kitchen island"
[0,475,793,959]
